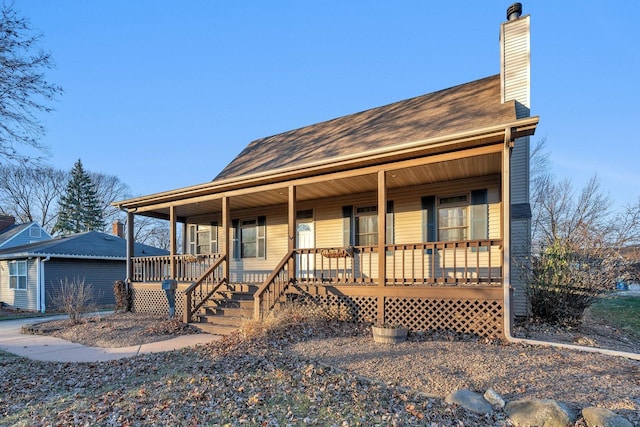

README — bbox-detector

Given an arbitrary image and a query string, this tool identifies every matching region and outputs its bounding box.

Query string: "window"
[188,223,218,255]
[355,206,377,246]
[9,260,27,290]
[343,202,394,247]
[438,195,468,241]
[423,190,488,243]
[233,216,266,259]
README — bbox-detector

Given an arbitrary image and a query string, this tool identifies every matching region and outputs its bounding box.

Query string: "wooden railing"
[291,240,502,286]
[385,239,503,286]
[183,255,227,323]
[254,250,295,320]
[132,253,222,282]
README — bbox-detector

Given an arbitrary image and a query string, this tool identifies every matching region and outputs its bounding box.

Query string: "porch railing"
[254,250,295,320]
[132,253,222,282]
[183,255,227,323]
[293,240,502,286]
[254,239,502,319]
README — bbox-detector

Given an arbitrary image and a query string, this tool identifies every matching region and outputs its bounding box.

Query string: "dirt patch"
[24,312,202,348]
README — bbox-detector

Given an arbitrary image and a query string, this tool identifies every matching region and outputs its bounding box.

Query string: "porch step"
[191,282,257,330]
[195,313,246,327]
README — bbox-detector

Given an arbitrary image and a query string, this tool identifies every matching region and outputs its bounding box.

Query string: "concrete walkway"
[0,316,222,363]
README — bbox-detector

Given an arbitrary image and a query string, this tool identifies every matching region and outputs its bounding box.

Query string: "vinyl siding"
[501,15,530,118]
[0,259,38,311]
[44,259,126,309]
[0,225,51,250]
[511,217,531,316]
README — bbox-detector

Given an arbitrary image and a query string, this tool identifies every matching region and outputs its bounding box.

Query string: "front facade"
[116,6,537,337]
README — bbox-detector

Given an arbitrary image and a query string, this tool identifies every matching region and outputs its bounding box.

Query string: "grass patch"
[588,294,640,337]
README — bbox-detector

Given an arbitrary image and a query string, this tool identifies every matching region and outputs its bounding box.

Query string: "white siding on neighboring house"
[0,259,38,311]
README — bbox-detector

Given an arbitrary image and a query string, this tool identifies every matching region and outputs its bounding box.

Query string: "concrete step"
[191,323,239,335]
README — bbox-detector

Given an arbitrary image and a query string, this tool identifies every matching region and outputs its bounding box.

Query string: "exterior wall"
[229,205,289,283]
[0,224,51,250]
[511,218,531,316]
[0,259,38,311]
[43,259,125,309]
[502,14,532,317]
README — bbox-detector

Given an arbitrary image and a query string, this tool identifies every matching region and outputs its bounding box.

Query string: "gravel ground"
[2,312,640,426]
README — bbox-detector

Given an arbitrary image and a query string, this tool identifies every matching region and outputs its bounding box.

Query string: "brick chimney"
[0,215,15,232]
[112,220,124,238]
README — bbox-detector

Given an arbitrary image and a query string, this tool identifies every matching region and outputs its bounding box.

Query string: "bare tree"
[0,163,66,230]
[0,4,62,163]
[89,171,131,233]
[528,140,640,323]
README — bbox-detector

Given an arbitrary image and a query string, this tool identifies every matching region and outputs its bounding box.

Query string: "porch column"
[502,132,513,336]
[377,170,386,287]
[169,205,176,279]
[126,211,134,283]
[288,185,297,276]
[222,196,230,280]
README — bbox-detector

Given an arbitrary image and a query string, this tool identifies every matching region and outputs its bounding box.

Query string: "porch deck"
[130,240,505,338]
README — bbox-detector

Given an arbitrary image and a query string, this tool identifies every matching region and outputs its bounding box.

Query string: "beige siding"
[501,15,530,117]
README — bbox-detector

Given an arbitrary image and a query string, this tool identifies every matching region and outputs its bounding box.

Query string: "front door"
[296,218,315,278]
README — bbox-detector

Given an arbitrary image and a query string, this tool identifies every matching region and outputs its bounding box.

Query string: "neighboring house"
[114,5,538,337]
[0,215,52,250]
[0,230,168,312]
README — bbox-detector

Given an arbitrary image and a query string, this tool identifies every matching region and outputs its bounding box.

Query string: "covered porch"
[117,121,536,337]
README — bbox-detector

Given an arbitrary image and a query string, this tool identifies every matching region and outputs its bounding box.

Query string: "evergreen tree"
[53,159,104,235]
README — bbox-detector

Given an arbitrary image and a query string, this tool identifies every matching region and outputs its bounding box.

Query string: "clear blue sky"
[16,1,640,209]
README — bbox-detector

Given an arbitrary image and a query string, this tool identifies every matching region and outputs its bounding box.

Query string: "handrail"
[254,249,296,320]
[183,255,227,323]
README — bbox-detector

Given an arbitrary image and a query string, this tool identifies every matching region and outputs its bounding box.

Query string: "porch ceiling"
[141,151,502,220]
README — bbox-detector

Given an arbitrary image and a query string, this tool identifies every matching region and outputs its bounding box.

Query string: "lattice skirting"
[131,286,185,318]
[291,289,504,338]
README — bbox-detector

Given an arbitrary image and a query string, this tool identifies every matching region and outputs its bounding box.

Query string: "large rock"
[445,389,493,414]
[582,407,632,427]
[505,398,575,427]
[484,388,505,408]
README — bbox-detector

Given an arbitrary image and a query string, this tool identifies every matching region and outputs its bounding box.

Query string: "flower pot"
[372,325,408,344]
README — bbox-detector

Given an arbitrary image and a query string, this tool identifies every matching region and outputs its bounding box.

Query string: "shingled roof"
[215,74,516,181]
[0,231,168,260]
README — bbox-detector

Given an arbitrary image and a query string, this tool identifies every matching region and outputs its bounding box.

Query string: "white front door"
[296,221,315,278]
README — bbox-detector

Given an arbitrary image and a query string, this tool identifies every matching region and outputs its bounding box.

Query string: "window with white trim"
[188,223,218,255]
[9,260,27,290]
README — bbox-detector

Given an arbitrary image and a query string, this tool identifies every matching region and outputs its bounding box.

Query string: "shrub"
[527,239,614,324]
[50,277,100,324]
[113,280,131,312]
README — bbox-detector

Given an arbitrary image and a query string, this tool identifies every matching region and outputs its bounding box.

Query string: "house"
[0,228,168,312]
[114,4,537,337]
[0,215,52,250]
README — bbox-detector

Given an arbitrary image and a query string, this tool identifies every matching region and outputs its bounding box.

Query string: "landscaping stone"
[445,389,493,414]
[582,407,632,427]
[505,398,575,427]
[484,388,505,408]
